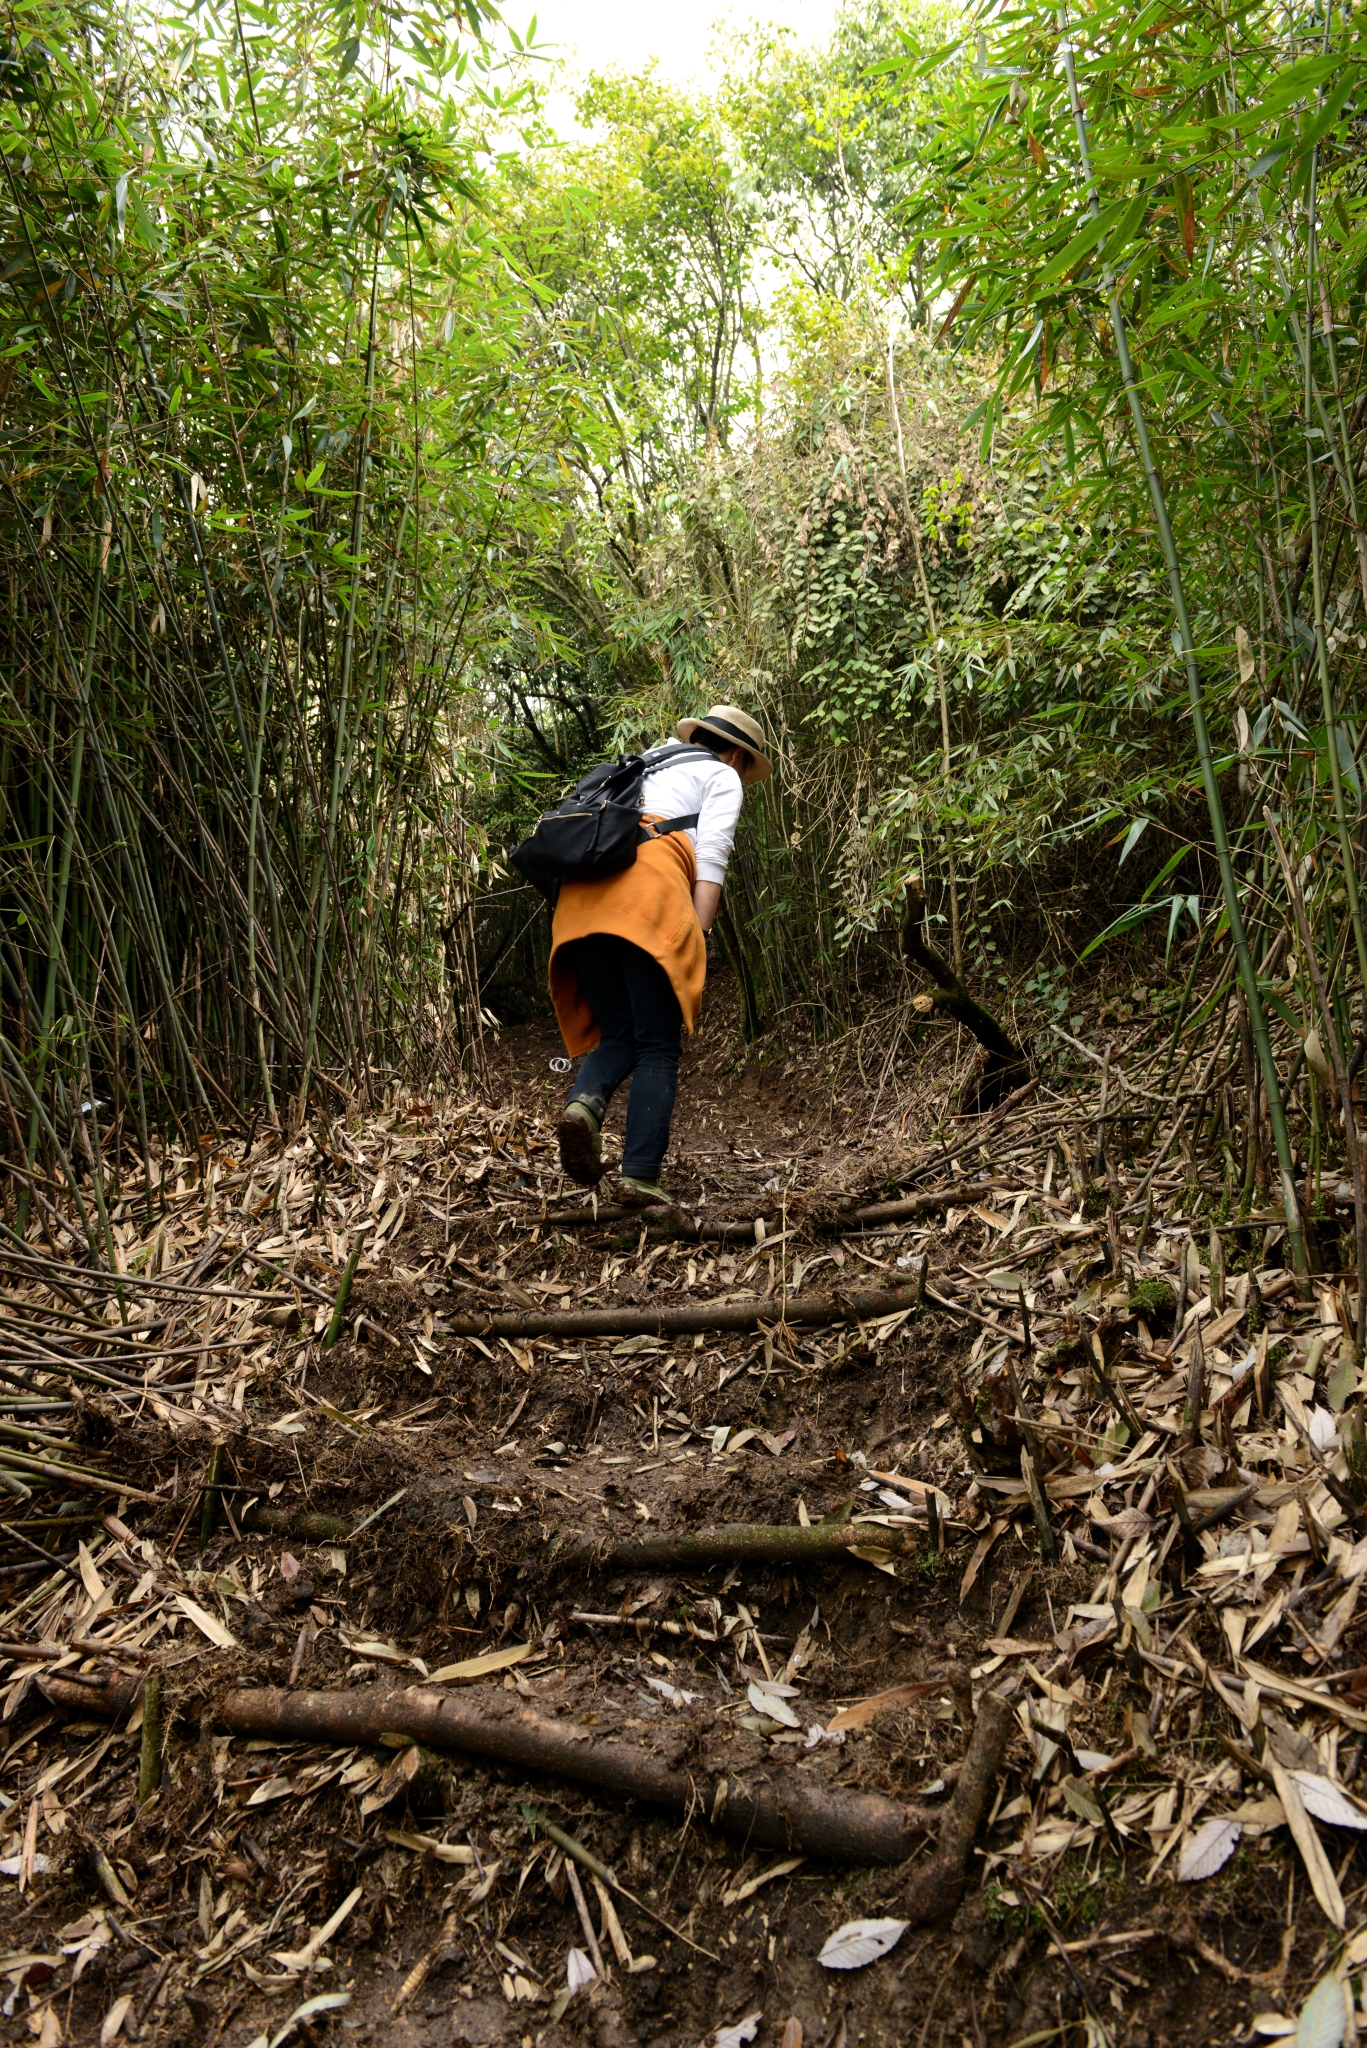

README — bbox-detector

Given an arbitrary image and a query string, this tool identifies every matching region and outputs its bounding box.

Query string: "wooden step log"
[495,1178,1006,1239]
[435,1279,924,1343]
[219,1681,939,1864]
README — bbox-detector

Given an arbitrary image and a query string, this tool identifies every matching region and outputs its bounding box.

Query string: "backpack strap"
[632,743,716,841]
[640,741,717,766]
[638,812,699,842]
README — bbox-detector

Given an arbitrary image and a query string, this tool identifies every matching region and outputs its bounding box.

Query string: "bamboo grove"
[0,0,569,1233]
[7,0,1367,1280]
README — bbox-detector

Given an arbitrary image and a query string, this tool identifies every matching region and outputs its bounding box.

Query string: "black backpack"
[511,743,714,902]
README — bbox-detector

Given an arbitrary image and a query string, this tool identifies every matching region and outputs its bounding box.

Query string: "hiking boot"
[556,1100,603,1186]
[618,1174,678,1210]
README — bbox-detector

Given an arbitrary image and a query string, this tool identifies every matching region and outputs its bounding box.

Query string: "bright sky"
[532,0,842,130]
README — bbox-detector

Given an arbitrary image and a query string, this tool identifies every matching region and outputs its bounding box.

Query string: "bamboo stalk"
[886,326,961,974]
[138,1670,163,1804]
[435,1280,921,1343]
[1266,811,1367,1349]
[1057,26,1306,1280]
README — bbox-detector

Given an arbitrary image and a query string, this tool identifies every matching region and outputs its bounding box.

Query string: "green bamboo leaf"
[1078,897,1166,959]
[1246,142,1291,181]
[1116,816,1151,864]
[1298,67,1363,155]
[1031,199,1129,294]
[1262,990,1303,1034]
[1140,844,1195,902]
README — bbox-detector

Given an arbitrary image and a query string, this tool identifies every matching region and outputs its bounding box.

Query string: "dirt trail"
[0,983,1352,2048]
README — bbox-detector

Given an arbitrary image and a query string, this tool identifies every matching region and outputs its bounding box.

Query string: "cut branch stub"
[901,879,1028,1112]
[902,1691,1014,1923]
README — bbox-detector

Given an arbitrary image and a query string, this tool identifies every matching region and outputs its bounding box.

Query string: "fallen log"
[902,1689,1014,1923]
[551,1520,917,1572]
[901,879,1028,1114]
[219,1682,940,1863]
[530,1180,1003,1238]
[436,1280,922,1343]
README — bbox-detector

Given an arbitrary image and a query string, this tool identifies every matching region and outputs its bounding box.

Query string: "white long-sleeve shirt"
[639,745,744,888]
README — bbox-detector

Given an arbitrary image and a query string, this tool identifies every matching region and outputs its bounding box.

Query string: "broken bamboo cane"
[39,1669,141,1716]
[435,1280,921,1344]
[218,1682,941,1863]
[240,1504,355,1542]
[236,1509,924,1561]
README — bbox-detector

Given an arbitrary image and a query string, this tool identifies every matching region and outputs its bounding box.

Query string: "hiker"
[550,705,771,1204]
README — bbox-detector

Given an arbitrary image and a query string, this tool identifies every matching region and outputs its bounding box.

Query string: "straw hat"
[676,704,772,783]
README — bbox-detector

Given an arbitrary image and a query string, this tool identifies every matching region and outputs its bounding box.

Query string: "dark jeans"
[561,934,682,1178]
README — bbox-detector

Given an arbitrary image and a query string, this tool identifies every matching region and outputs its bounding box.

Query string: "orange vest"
[548,826,705,1055]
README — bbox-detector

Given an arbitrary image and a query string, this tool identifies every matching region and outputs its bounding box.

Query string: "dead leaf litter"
[2,1000,1366,2048]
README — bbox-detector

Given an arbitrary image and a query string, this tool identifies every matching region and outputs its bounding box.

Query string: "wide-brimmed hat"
[676,704,773,783]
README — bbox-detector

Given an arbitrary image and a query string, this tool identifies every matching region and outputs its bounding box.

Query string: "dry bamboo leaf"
[817,1919,908,1970]
[959,1516,1009,1605]
[1294,1974,1348,2048]
[244,1776,294,1808]
[99,1994,134,2045]
[721,1856,805,1906]
[173,1597,238,1649]
[77,1546,107,1605]
[1289,1774,1367,1831]
[1177,1816,1241,1881]
[590,1875,632,1967]
[747,1681,800,1728]
[565,1948,597,1994]
[1315,1579,1361,1656]
[270,1886,364,1972]
[714,2015,763,2048]
[1269,1762,1346,1928]
[383,1829,476,1865]
[828,1681,941,1732]
[244,1991,353,2048]
[339,1635,416,1669]
[428,1642,534,1683]
[358,1744,422,1817]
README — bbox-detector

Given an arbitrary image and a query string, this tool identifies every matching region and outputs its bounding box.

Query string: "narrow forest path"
[0,989,1355,2048]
